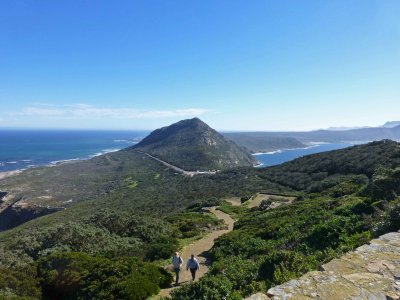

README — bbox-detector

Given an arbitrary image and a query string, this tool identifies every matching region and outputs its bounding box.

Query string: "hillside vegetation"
[0,127,399,299]
[130,118,256,171]
[171,140,400,299]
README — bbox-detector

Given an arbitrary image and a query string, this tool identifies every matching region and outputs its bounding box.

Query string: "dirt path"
[224,197,242,206]
[245,193,295,209]
[157,207,234,298]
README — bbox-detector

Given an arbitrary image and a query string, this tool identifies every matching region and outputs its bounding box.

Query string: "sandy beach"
[0,170,22,180]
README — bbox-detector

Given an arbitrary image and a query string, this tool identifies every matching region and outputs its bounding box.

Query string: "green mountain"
[223,133,306,153]
[129,118,256,170]
[383,121,400,128]
[225,124,400,143]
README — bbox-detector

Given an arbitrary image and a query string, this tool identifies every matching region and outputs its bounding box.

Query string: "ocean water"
[254,143,353,167]
[0,130,148,172]
[0,131,353,173]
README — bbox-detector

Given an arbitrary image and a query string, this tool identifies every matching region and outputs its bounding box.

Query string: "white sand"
[0,170,22,180]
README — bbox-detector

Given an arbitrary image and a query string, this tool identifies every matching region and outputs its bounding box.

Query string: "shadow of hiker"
[198,249,212,266]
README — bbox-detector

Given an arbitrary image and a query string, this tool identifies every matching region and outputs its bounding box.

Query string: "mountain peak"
[167,117,208,130]
[382,121,400,128]
[130,118,255,171]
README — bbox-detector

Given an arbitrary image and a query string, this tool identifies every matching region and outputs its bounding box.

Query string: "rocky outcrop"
[246,231,400,300]
[0,200,65,231]
[245,293,271,300]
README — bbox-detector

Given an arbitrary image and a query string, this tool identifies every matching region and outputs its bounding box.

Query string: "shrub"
[259,251,318,285]
[372,198,400,236]
[210,256,258,291]
[0,268,40,300]
[170,275,233,300]
[37,252,172,300]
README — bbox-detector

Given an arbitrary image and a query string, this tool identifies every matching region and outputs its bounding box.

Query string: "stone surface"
[264,231,400,299]
[244,292,271,300]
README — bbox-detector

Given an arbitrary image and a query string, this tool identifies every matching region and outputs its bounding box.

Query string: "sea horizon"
[0,129,354,173]
[0,129,148,173]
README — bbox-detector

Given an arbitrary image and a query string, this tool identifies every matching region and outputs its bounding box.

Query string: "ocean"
[0,130,148,172]
[253,143,353,167]
[0,130,353,173]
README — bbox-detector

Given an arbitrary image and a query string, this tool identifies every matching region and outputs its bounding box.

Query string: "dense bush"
[15,221,143,259]
[1,140,400,299]
[211,235,266,260]
[166,212,222,239]
[363,167,400,200]
[186,197,224,211]
[210,256,259,293]
[259,250,319,285]
[86,209,173,242]
[37,252,172,300]
[170,275,234,300]
[181,176,400,297]
[0,267,40,300]
[372,198,400,236]
[7,210,179,262]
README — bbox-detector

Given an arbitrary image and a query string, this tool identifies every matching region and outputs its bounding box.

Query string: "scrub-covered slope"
[130,118,256,171]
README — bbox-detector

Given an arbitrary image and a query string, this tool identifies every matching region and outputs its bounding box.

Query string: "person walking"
[172,252,183,285]
[186,254,200,281]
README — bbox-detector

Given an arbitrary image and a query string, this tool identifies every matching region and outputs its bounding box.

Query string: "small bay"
[254,143,353,167]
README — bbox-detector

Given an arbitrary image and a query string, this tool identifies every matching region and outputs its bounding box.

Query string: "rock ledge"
[246,231,400,300]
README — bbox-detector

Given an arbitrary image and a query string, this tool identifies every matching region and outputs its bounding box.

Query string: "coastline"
[253,142,354,168]
[0,148,123,180]
[252,144,319,156]
[0,170,22,180]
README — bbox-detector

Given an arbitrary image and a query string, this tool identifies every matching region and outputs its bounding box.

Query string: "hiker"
[172,252,183,285]
[186,254,200,281]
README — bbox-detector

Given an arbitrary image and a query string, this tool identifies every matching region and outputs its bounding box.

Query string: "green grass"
[128,181,138,189]
[217,204,248,220]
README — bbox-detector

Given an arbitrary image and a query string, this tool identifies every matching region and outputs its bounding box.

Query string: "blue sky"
[0,0,399,131]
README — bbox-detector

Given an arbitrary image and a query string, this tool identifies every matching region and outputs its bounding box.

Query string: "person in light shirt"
[172,252,183,285]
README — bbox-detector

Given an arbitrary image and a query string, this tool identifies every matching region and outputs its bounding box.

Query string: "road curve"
[135,150,217,176]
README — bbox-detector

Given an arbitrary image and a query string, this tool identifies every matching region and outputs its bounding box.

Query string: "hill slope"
[1,139,400,299]
[171,140,400,299]
[223,133,306,153]
[129,118,256,171]
[237,124,400,143]
[260,139,400,191]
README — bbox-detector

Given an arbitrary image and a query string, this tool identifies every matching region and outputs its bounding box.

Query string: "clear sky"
[0,0,399,131]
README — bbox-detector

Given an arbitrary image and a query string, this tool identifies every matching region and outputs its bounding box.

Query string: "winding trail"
[158,206,235,298]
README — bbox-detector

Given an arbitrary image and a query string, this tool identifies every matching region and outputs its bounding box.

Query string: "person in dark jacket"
[186,254,200,281]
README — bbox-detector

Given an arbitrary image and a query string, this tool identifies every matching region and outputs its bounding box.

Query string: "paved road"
[136,151,217,176]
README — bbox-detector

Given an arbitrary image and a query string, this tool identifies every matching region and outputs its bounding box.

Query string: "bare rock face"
[265,231,400,299]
